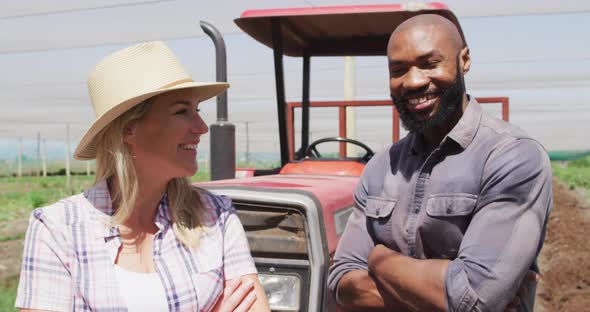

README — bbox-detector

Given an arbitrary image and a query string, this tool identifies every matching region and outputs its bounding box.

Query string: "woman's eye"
[175,109,187,115]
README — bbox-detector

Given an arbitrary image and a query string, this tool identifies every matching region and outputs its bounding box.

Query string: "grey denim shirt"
[328,97,552,312]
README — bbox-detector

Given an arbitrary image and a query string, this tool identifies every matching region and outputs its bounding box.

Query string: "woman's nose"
[191,113,209,135]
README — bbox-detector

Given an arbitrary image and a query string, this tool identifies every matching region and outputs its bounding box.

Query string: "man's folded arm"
[442,139,552,312]
[328,168,408,311]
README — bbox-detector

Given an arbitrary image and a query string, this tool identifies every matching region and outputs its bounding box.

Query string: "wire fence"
[2,97,589,179]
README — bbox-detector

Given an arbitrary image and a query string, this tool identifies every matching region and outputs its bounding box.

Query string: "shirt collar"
[155,193,172,229]
[446,96,482,150]
[407,95,482,156]
[85,179,172,240]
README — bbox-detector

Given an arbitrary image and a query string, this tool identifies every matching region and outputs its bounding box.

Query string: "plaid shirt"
[16,180,257,311]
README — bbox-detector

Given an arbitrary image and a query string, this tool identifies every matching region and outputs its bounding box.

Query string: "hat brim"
[74,81,229,160]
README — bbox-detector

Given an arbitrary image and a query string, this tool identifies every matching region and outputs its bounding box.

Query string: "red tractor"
[198,3,509,311]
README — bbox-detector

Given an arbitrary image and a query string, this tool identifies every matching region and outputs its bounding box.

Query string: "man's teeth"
[407,94,437,105]
[179,144,197,150]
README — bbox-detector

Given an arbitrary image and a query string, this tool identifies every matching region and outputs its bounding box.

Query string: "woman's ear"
[460,47,471,74]
[123,120,138,145]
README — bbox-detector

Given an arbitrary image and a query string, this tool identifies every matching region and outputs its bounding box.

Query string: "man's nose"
[402,67,429,92]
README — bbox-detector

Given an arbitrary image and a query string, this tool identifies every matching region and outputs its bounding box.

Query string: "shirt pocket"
[194,231,224,273]
[425,193,478,217]
[364,196,397,219]
[422,193,478,258]
[364,196,397,245]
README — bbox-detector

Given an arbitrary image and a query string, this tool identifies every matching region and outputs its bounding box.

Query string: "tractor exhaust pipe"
[200,20,235,181]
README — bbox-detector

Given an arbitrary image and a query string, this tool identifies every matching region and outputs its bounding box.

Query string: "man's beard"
[391,63,465,133]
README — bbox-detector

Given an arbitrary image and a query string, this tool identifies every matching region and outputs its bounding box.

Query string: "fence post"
[345,56,357,157]
[36,132,41,176]
[17,138,22,178]
[65,124,71,190]
[42,138,47,177]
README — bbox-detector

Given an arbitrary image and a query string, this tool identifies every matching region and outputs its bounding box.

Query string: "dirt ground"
[535,179,590,311]
[0,178,589,310]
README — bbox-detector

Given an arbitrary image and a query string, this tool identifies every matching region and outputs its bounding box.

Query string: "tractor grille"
[234,202,308,259]
[234,202,311,311]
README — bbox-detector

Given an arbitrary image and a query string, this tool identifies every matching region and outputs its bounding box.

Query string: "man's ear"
[460,46,471,74]
[123,120,138,145]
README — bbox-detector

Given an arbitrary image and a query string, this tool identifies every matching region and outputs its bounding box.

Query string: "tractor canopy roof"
[234,2,465,57]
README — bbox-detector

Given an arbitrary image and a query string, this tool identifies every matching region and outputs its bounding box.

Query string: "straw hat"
[74,41,228,160]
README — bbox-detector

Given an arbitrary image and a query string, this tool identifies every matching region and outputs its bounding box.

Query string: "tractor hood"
[197,174,359,253]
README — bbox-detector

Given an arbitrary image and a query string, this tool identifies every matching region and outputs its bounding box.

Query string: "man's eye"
[424,60,441,68]
[390,68,405,76]
[175,109,187,115]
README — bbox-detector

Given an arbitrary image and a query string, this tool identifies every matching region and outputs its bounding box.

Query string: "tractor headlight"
[258,274,301,311]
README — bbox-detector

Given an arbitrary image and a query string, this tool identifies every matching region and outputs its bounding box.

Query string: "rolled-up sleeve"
[328,160,378,300]
[445,138,552,312]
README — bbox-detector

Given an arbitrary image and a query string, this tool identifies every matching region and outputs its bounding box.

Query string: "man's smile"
[403,93,440,113]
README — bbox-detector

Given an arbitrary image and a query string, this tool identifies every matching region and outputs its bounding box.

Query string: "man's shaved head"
[386,13,471,134]
[388,14,466,57]
[390,14,465,52]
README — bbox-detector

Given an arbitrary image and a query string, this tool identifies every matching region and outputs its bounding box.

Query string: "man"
[327,13,552,312]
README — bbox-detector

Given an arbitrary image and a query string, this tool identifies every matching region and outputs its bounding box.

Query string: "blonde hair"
[94,100,204,248]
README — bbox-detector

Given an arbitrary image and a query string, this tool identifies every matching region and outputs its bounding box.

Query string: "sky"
[1,0,590,161]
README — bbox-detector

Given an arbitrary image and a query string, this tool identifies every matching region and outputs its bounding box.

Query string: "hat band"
[158,78,194,90]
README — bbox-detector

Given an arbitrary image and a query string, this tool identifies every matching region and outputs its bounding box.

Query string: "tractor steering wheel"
[304,137,375,162]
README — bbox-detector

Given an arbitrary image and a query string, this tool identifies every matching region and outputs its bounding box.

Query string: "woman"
[15,41,270,312]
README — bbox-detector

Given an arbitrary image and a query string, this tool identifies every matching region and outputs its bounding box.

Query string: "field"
[0,175,94,223]
[536,158,590,311]
[536,178,590,311]
[552,157,590,201]
[0,158,589,311]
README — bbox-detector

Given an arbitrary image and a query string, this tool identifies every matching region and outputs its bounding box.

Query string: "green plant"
[0,175,96,222]
[0,233,25,242]
[569,156,590,168]
[190,170,210,182]
[552,161,590,201]
[0,277,18,312]
[29,191,47,208]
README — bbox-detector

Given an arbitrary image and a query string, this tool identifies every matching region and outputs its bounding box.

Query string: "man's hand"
[211,278,257,312]
[504,270,539,312]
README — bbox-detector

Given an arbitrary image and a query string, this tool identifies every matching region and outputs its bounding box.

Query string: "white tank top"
[114,265,169,312]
